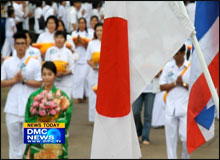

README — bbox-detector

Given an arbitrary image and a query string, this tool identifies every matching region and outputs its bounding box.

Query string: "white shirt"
[52,2,58,16]
[34,7,44,34]
[1,56,42,116]
[45,46,74,87]
[13,46,42,63]
[66,34,76,51]
[58,5,67,29]
[5,17,17,38]
[72,30,91,64]
[81,3,93,28]
[36,30,55,43]
[86,39,101,60]
[42,5,54,21]
[88,28,95,39]
[159,59,191,117]
[13,2,24,23]
[66,6,77,33]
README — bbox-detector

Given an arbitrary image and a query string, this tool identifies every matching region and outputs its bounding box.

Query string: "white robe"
[71,30,91,99]
[36,29,55,43]
[86,39,101,122]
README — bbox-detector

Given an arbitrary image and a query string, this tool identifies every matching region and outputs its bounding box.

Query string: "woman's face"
[42,68,56,87]
[47,19,56,33]
[78,19,86,31]
[96,26,103,40]
[58,21,65,31]
[90,18,98,29]
[55,35,66,48]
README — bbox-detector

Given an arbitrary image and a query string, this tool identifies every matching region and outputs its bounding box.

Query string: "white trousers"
[165,114,190,159]
[72,63,89,99]
[5,113,26,159]
[1,37,14,58]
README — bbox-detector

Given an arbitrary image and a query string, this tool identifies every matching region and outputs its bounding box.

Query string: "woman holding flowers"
[23,61,72,159]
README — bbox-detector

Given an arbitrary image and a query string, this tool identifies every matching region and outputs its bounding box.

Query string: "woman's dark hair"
[77,17,88,33]
[7,6,14,17]
[42,61,57,75]
[58,19,67,33]
[90,15,99,22]
[179,44,186,53]
[35,1,43,7]
[94,23,103,39]
[54,30,66,40]
[45,15,59,30]
[45,1,52,6]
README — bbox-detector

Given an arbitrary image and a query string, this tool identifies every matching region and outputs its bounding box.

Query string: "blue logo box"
[24,122,65,144]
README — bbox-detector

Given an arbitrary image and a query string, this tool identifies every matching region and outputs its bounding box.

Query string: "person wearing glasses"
[1,32,42,159]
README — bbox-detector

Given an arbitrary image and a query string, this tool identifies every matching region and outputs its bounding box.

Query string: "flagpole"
[190,33,219,114]
[179,1,219,114]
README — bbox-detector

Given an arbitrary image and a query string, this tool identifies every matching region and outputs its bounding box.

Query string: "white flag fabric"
[91,1,194,159]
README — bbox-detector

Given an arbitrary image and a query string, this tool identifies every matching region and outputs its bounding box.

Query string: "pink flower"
[47,92,53,100]
[50,110,56,116]
[49,101,55,107]
[41,98,47,104]
[42,90,48,96]
[39,110,46,116]
[33,101,39,107]
[30,107,37,115]
[39,103,45,109]
[34,94,42,101]
[44,106,49,109]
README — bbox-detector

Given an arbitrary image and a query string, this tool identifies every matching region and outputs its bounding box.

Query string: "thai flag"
[187,1,219,154]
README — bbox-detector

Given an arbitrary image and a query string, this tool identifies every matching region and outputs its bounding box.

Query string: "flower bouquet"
[30,90,69,122]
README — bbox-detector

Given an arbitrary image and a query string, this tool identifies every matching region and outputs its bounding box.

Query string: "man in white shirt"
[34,1,44,35]
[1,32,42,159]
[160,45,190,159]
[13,1,24,31]
[66,1,77,33]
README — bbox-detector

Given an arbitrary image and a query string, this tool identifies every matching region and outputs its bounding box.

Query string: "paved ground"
[1,87,219,159]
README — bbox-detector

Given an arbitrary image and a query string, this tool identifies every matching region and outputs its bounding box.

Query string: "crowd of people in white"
[1,1,217,159]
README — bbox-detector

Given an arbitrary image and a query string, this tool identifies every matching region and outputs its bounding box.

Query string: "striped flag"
[91,2,194,158]
[187,1,219,154]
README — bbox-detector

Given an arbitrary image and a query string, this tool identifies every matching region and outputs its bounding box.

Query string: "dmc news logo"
[24,122,65,144]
